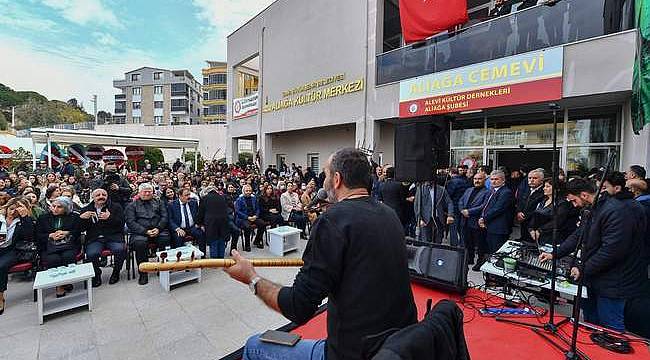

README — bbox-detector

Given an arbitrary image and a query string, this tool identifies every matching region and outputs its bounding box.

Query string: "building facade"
[226,0,647,174]
[202,61,228,124]
[113,67,202,126]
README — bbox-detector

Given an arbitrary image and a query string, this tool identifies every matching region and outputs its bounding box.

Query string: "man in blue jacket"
[235,184,265,251]
[458,171,490,270]
[168,188,205,253]
[446,168,471,246]
[479,170,514,254]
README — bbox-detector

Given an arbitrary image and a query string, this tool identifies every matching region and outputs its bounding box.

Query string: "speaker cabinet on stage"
[406,240,467,294]
[394,117,451,182]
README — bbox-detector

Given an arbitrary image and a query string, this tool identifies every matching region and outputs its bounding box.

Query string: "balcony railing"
[114,94,126,100]
[376,0,634,85]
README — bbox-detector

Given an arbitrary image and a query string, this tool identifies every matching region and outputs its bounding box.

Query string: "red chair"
[9,262,37,302]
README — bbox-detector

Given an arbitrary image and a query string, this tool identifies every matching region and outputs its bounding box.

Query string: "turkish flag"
[399,0,468,44]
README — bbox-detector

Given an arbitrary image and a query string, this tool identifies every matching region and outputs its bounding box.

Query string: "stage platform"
[226,283,650,359]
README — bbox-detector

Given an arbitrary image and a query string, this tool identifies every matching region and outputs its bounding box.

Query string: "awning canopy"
[29,128,200,149]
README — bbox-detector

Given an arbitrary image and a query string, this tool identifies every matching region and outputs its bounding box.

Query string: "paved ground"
[1,242,307,360]
[1,233,568,360]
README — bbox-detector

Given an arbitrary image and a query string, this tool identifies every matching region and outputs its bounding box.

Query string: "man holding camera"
[79,188,126,287]
[101,163,132,209]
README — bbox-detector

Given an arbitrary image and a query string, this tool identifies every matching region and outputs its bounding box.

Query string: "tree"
[144,147,164,169]
[0,112,7,131]
[66,98,82,110]
[184,151,205,171]
[14,97,57,129]
[238,152,253,167]
[97,110,112,124]
[10,147,32,171]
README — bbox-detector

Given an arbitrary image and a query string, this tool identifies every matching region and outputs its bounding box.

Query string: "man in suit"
[446,168,471,246]
[516,168,545,243]
[414,178,454,244]
[479,170,515,254]
[168,188,206,253]
[458,172,490,270]
[235,184,266,251]
[378,167,408,226]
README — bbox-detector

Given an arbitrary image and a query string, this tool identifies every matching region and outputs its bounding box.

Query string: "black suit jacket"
[196,191,229,240]
[379,179,407,221]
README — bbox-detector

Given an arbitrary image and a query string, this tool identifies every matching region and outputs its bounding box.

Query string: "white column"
[46,135,52,169]
[194,147,198,170]
[32,141,37,170]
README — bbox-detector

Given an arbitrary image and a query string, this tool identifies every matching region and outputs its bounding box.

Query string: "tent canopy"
[30,128,199,149]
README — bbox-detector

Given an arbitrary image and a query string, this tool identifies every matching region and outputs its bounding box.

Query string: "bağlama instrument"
[138,258,304,273]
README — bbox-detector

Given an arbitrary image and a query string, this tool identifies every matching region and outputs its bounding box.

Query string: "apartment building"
[113,67,202,126]
[202,61,227,124]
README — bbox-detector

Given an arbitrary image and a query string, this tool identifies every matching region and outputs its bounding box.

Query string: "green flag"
[632,0,650,134]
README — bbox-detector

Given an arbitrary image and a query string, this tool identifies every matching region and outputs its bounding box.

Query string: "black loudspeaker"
[394,117,450,182]
[406,239,467,294]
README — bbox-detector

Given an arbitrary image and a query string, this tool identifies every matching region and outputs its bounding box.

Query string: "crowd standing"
[0,155,649,334]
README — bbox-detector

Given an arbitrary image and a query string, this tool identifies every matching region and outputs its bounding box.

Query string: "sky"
[0,0,274,112]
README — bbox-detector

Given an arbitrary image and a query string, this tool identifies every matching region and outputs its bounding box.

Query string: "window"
[114,101,126,114]
[132,87,141,95]
[308,153,320,173]
[205,104,226,115]
[154,101,164,109]
[132,116,142,124]
[131,73,141,81]
[154,86,163,94]
[171,83,188,96]
[203,76,209,85]
[132,102,141,109]
[207,89,227,100]
[154,116,164,125]
[203,92,209,99]
[153,72,163,80]
[208,73,226,85]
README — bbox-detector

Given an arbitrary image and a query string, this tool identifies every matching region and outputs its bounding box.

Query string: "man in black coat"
[101,163,132,209]
[378,167,408,226]
[196,186,229,259]
[516,168,545,243]
[541,178,647,331]
[79,188,126,287]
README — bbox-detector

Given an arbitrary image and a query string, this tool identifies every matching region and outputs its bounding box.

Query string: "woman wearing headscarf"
[0,197,35,315]
[36,196,81,297]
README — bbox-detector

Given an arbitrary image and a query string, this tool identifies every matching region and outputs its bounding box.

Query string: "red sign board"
[0,145,13,167]
[87,145,105,160]
[102,149,125,166]
[125,146,145,161]
[399,48,563,118]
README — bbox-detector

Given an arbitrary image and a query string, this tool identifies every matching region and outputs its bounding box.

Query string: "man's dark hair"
[566,178,596,196]
[179,188,191,196]
[384,166,395,178]
[630,165,646,179]
[329,148,372,190]
[604,171,626,188]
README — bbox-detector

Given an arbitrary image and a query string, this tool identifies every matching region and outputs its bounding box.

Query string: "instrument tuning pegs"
[190,251,195,262]
[160,252,168,263]
[176,251,182,262]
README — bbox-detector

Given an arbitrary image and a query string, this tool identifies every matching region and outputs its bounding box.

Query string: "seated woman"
[528,178,579,246]
[39,185,61,213]
[259,185,284,228]
[36,197,81,297]
[0,197,35,315]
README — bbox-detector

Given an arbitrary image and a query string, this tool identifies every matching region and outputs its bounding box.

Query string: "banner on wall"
[233,92,259,119]
[399,47,564,118]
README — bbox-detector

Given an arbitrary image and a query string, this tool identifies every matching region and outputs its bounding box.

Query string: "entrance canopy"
[29,128,200,169]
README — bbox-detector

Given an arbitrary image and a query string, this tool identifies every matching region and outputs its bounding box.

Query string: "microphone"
[307,189,329,210]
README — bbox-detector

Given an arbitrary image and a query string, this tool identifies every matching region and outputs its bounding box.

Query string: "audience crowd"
[0,155,649,333]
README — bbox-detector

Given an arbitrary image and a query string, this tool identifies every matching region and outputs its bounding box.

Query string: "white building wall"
[270,125,355,170]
